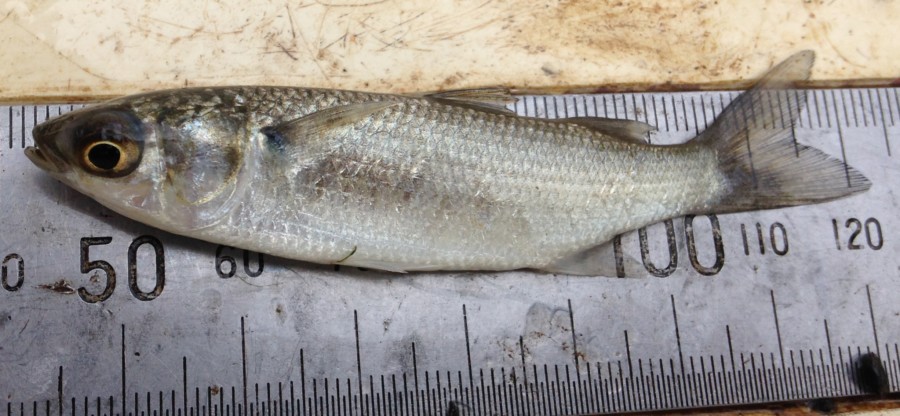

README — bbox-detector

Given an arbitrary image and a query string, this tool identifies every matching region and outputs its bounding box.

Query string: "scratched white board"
[0,1,899,102]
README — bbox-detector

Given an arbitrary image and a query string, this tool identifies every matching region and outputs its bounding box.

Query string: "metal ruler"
[0,87,898,416]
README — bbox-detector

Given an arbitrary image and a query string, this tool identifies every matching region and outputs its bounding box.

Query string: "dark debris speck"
[855,352,889,395]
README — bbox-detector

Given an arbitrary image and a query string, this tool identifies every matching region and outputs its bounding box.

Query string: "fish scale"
[274,102,695,269]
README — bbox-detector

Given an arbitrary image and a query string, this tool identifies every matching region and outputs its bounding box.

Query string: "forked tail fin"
[697,51,870,213]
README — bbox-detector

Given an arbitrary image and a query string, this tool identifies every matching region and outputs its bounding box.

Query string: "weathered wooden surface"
[0,0,897,102]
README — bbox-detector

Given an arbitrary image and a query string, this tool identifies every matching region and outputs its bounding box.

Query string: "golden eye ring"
[82,140,129,173]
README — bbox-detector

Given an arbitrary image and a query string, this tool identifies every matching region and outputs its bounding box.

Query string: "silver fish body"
[25,51,869,274]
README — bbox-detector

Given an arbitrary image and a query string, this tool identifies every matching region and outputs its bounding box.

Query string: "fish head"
[25,104,169,224]
[27,90,255,233]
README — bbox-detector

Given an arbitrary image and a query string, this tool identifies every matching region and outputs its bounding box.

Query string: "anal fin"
[540,241,648,277]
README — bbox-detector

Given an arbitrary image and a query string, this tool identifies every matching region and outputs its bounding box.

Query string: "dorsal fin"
[422,87,517,115]
[555,117,656,143]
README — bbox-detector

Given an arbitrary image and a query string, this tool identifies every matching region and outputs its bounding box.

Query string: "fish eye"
[84,141,125,171]
[72,110,145,177]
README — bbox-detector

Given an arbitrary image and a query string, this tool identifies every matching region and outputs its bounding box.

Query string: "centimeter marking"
[0,88,898,151]
[513,88,898,153]
[4,286,896,416]
[3,105,77,150]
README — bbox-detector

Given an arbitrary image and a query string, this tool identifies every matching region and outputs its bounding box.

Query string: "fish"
[24,51,870,275]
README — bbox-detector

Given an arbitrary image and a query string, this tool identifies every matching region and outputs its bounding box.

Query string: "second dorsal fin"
[555,117,656,143]
[422,88,655,142]
[423,87,517,115]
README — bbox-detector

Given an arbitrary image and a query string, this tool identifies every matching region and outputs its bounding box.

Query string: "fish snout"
[31,118,69,144]
[25,121,70,173]
[32,121,51,139]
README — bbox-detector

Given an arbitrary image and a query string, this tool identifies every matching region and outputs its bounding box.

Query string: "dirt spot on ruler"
[38,279,75,295]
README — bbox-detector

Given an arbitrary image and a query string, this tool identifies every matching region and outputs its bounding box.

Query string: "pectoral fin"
[540,240,649,277]
[262,101,400,148]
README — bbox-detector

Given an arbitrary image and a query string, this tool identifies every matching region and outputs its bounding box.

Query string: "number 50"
[79,236,165,303]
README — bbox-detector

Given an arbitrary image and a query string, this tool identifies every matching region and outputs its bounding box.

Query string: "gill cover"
[157,111,255,230]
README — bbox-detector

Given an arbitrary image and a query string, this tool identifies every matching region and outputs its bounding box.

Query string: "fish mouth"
[25,146,59,172]
[26,121,72,174]
[24,145,66,173]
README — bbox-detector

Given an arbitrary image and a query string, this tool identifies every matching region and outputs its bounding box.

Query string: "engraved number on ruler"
[78,236,166,303]
[0,237,265,303]
[832,217,885,251]
[741,221,789,256]
[1,253,24,292]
